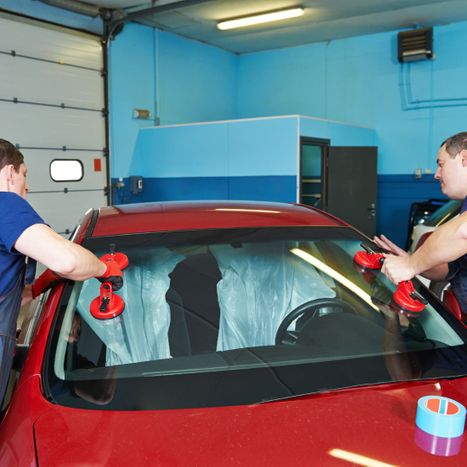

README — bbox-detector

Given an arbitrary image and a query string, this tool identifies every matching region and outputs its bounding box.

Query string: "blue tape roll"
[416,396,466,438]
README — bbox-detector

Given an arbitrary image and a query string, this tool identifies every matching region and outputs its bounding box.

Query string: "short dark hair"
[0,139,24,172]
[441,132,467,158]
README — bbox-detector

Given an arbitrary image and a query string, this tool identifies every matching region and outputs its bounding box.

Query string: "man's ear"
[5,164,14,182]
[0,164,13,190]
[0,165,9,190]
[461,149,467,167]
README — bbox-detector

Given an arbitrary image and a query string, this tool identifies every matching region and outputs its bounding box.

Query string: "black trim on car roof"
[84,208,100,240]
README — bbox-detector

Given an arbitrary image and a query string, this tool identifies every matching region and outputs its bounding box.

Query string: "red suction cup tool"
[353,250,385,270]
[90,282,125,320]
[353,247,427,315]
[90,249,129,320]
[393,280,427,314]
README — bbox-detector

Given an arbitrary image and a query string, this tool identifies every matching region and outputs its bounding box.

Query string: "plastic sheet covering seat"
[210,242,336,351]
[77,248,185,366]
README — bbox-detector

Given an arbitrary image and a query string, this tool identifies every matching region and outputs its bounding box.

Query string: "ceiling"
[56,0,467,53]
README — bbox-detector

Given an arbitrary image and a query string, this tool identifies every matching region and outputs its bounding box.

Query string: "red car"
[1,201,466,466]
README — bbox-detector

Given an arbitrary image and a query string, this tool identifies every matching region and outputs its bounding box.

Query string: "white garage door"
[0,12,108,236]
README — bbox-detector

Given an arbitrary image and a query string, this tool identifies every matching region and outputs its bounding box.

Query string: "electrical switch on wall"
[130,176,143,194]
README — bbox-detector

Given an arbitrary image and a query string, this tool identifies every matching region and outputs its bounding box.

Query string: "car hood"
[34,379,467,466]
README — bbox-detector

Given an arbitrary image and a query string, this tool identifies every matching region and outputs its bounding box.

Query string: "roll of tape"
[416,396,466,438]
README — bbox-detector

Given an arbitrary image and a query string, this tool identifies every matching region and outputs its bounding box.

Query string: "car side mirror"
[442,288,466,326]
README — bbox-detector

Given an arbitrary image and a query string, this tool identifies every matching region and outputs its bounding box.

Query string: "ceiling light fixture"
[217,7,304,31]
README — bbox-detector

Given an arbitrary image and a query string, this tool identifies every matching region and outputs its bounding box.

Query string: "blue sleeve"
[0,192,45,253]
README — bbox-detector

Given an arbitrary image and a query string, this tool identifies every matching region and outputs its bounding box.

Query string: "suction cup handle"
[98,282,113,311]
[353,251,385,270]
[90,281,125,320]
[406,282,427,304]
[393,280,426,313]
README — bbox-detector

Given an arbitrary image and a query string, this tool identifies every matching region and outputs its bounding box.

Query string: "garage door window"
[50,159,83,182]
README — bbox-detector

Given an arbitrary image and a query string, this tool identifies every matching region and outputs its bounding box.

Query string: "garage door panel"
[27,191,107,235]
[0,16,102,69]
[24,150,107,192]
[0,14,108,252]
[1,101,105,149]
[0,55,103,109]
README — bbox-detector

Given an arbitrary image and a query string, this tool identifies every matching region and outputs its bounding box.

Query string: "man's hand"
[373,235,408,257]
[381,254,417,284]
[98,253,128,291]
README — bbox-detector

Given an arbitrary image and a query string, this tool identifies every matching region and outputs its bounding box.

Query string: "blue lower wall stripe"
[111,175,296,205]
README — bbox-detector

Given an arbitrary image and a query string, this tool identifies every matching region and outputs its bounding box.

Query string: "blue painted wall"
[157,31,237,126]
[108,25,237,178]
[114,117,299,204]
[237,22,467,176]
[109,20,467,177]
[108,24,156,177]
[130,115,376,180]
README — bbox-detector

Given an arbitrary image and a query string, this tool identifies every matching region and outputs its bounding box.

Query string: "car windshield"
[44,227,467,410]
[424,199,462,227]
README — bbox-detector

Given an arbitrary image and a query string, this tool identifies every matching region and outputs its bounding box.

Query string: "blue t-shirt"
[0,192,44,295]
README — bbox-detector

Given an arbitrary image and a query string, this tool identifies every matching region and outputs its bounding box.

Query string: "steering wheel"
[275,298,355,345]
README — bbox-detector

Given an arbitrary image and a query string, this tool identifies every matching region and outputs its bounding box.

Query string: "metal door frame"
[299,137,330,207]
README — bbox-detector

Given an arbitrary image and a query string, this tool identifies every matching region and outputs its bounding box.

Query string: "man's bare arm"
[409,212,467,273]
[15,224,106,280]
[382,213,467,284]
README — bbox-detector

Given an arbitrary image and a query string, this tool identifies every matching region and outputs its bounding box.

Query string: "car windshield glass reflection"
[45,227,467,410]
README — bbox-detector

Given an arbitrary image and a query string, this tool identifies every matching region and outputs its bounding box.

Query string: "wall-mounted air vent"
[398,28,433,62]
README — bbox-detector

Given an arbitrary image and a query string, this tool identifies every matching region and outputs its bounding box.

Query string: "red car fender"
[0,285,65,465]
[0,375,51,466]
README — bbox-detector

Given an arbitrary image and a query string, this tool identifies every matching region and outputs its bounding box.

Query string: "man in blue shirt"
[0,139,123,402]
[377,132,467,312]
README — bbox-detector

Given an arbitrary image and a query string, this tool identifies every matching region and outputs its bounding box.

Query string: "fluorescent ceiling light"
[217,8,304,31]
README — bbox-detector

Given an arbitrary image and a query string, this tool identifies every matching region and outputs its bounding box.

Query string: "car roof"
[90,201,348,237]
